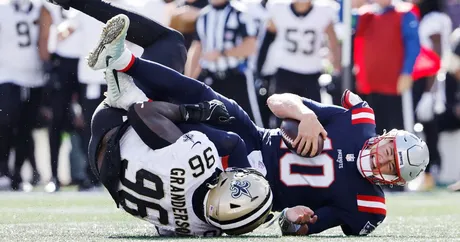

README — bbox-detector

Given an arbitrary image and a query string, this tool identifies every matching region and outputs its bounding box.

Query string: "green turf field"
[0,191,459,242]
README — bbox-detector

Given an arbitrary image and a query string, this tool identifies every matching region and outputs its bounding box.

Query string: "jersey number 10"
[280,138,334,188]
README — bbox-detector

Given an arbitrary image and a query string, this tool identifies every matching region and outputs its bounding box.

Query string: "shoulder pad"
[199,6,212,16]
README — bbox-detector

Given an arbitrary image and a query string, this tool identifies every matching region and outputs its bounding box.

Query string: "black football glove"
[179,99,235,125]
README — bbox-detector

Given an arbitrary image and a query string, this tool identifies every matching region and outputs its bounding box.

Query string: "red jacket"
[354,5,409,95]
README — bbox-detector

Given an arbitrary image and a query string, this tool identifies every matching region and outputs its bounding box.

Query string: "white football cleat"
[87,14,130,70]
[104,69,148,111]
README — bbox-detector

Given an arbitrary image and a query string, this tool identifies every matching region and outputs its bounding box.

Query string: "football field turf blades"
[1,191,459,241]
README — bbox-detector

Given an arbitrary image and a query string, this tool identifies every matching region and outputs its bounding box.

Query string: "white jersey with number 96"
[118,128,223,236]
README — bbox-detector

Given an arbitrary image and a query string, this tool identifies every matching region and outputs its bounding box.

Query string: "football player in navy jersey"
[85,14,430,236]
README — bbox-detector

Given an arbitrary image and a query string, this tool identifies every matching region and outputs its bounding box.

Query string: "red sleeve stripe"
[357,195,386,215]
[221,156,229,170]
[352,118,375,125]
[357,206,387,216]
[351,108,375,125]
[352,107,374,115]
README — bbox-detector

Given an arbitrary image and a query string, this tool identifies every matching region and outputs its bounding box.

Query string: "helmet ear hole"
[220,178,228,187]
[230,203,241,209]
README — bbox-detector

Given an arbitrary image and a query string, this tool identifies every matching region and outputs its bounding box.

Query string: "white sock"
[110,48,134,71]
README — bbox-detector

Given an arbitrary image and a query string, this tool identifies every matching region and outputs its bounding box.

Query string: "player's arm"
[128,101,253,169]
[185,39,202,78]
[185,14,203,78]
[268,93,344,155]
[128,100,233,136]
[325,21,341,73]
[128,101,184,144]
[397,11,421,93]
[401,11,421,77]
[277,206,340,236]
[256,19,276,75]
[279,205,384,236]
[222,12,257,58]
[267,93,345,123]
[38,6,52,61]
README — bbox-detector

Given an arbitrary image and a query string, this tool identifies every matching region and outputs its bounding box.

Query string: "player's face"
[209,0,227,6]
[370,140,397,176]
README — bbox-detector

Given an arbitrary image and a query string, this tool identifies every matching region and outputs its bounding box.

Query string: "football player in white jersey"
[0,0,46,190]
[39,2,82,192]
[258,0,341,103]
[40,0,172,192]
[411,0,452,191]
[88,96,273,236]
[240,0,279,128]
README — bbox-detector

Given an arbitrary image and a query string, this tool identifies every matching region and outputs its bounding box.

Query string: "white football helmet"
[204,168,273,235]
[357,129,430,185]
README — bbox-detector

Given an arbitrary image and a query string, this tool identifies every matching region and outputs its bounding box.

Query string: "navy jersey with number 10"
[223,98,386,236]
[262,100,385,235]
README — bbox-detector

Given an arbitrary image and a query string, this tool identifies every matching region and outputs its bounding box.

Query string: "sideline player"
[85,14,430,236]
[0,0,45,190]
[258,0,341,102]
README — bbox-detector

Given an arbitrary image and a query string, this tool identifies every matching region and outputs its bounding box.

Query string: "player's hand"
[397,74,413,94]
[293,114,327,156]
[203,99,235,125]
[180,100,235,125]
[202,51,221,61]
[285,206,318,235]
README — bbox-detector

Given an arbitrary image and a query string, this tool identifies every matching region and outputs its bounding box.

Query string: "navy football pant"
[48,54,79,180]
[68,0,187,74]
[12,87,42,185]
[0,83,22,177]
[124,57,262,152]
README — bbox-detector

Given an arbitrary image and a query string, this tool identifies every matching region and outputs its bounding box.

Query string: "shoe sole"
[87,14,130,69]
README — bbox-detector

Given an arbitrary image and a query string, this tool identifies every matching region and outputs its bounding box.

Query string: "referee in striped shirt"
[185,0,263,126]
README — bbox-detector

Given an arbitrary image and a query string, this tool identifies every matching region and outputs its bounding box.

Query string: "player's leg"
[63,0,169,47]
[24,87,42,186]
[128,100,252,168]
[46,57,78,192]
[11,90,34,190]
[62,0,187,73]
[88,15,262,146]
[0,83,21,187]
[118,58,262,148]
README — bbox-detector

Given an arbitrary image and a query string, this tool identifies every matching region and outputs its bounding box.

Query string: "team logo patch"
[359,221,378,235]
[230,180,252,199]
[183,133,195,143]
[346,154,355,162]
